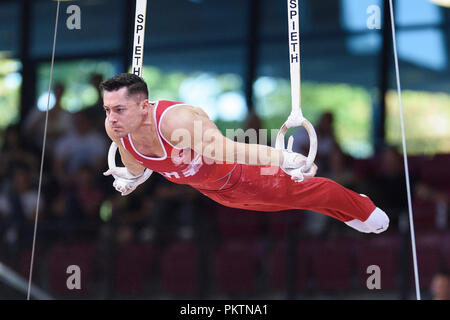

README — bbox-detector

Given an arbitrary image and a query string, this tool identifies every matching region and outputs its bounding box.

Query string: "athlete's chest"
[129,130,165,159]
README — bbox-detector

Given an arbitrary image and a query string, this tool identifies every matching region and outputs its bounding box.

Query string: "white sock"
[364,207,390,234]
[345,207,389,234]
[345,219,371,233]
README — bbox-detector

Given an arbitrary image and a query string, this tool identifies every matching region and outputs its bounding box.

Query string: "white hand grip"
[275,116,317,173]
[107,141,153,182]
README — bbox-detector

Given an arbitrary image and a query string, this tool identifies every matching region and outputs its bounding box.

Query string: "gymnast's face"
[103,87,148,138]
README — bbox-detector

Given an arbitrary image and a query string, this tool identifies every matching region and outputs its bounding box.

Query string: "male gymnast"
[102,73,389,234]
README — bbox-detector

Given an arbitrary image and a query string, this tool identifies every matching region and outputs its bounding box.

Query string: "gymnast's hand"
[280,149,318,182]
[103,167,153,196]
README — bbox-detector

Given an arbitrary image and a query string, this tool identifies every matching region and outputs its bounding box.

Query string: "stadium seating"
[160,241,199,296]
[441,232,450,270]
[413,233,445,288]
[268,240,310,293]
[412,199,437,231]
[419,154,450,189]
[47,243,97,296]
[308,238,354,292]
[265,210,305,240]
[114,243,156,295]
[354,235,401,290]
[18,249,40,282]
[215,208,264,240]
[213,239,262,296]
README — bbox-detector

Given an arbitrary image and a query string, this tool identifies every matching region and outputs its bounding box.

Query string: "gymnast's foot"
[344,207,390,234]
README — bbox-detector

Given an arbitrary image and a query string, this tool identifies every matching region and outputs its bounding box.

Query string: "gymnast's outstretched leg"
[216,167,390,234]
[282,176,390,234]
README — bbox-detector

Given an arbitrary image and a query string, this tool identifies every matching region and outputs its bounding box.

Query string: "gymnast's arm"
[105,119,146,175]
[159,105,307,167]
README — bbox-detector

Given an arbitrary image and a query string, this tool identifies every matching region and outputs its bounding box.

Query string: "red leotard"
[121,100,376,222]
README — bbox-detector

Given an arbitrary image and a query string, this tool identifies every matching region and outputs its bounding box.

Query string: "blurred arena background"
[0,0,449,300]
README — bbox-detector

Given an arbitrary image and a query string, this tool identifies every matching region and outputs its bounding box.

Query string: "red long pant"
[196,164,375,222]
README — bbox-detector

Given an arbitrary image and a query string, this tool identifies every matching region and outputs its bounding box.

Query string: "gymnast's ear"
[139,98,151,113]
